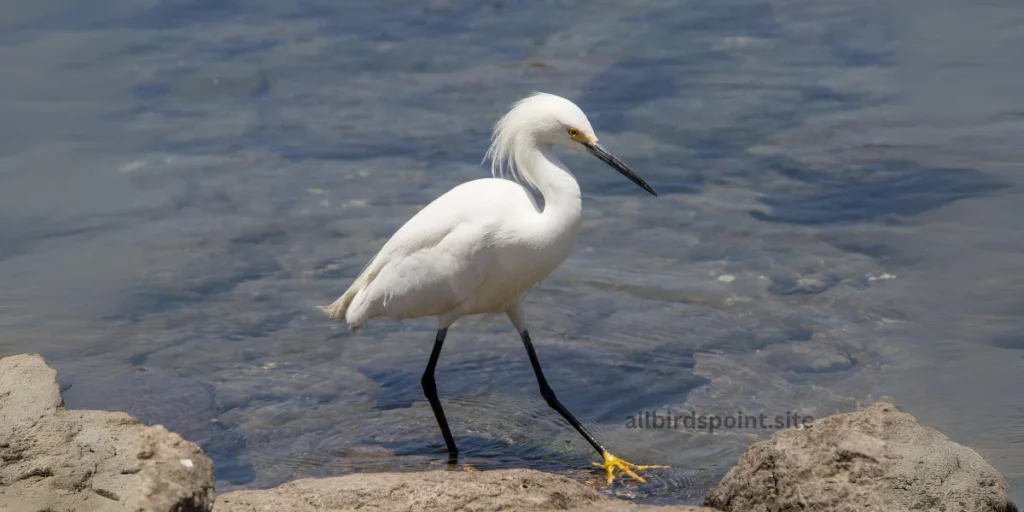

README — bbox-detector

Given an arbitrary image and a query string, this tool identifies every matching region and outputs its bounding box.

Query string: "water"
[1,0,1022,505]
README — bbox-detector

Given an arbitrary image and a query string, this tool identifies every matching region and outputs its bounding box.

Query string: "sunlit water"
[1,0,1022,506]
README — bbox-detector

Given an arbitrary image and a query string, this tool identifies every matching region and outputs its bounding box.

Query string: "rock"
[214,468,716,512]
[4,353,1016,512]
[0,354,215,512]
[704,400,1016,512]
[136,425,216,512]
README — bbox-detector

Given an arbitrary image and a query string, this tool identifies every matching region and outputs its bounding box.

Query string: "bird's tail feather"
[320,268,378,329]
[319,292,354,323]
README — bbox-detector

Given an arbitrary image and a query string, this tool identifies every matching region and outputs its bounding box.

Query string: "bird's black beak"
[583,142,657,196]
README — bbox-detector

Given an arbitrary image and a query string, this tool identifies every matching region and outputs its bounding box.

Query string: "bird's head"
[486,92,657,196]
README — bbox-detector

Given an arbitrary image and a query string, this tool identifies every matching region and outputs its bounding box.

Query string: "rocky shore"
[0,354,1016,512]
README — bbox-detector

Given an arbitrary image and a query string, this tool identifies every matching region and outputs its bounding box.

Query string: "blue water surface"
[1,0,1022,505]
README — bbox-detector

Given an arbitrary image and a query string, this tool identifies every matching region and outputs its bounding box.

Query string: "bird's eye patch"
[567,127,580,138]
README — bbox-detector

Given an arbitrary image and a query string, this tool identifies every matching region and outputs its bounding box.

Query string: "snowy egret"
[322,92,663,484]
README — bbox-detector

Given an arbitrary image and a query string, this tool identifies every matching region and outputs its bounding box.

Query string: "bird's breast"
[497,215,579,283]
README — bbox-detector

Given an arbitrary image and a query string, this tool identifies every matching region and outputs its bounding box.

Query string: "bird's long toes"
[595,451,667,485]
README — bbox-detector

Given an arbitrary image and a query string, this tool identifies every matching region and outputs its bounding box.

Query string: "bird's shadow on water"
[751,157,1011,225]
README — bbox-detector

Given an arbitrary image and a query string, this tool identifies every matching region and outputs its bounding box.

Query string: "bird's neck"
[526,144,582,222]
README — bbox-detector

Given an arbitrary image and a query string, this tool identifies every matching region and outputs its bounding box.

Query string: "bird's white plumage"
[322,93,597,330]
[320,93,662,482]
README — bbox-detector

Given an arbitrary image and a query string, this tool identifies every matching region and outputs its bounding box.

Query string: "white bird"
[321,92,662,484]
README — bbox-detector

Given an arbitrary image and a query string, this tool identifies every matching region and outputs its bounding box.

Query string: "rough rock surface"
[705,400,1016,512]
[0,354,215,512]
[214,468,716,512]
[3,354,1017,512]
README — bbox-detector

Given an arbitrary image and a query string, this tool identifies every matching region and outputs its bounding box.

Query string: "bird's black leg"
[421,327,458,459]
[518,329,606,456]
[517,329,666,484]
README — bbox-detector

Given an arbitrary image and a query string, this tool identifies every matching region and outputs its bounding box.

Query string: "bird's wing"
[342,178,525,326]
[368,223,492,321]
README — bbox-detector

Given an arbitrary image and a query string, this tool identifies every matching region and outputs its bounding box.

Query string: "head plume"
[483,92,592,190]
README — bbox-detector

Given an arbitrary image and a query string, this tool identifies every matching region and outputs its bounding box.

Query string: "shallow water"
[1,0,1023,505]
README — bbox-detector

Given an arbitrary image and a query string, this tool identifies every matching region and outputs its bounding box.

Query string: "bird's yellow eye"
[568,127,579,138]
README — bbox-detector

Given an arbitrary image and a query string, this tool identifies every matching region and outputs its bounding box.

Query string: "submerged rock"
[704,400,1016,512]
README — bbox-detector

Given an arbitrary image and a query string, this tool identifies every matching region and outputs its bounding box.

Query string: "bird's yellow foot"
[592,451,667,485]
